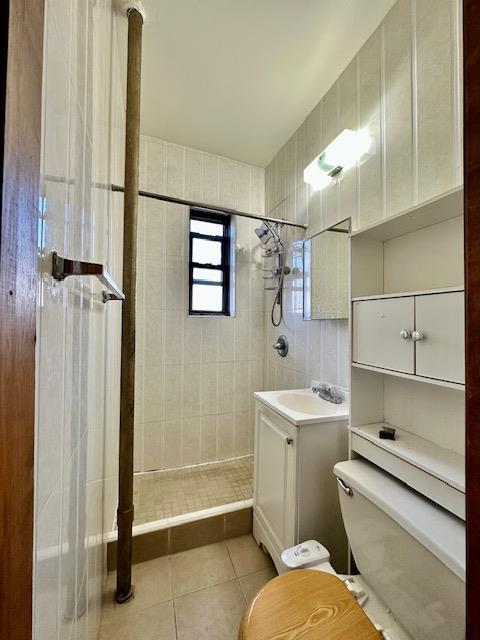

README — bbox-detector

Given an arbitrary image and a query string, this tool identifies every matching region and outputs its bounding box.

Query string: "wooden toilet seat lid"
[238,570,383,640]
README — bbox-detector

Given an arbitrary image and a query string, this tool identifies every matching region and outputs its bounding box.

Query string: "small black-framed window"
[189,208,231,315]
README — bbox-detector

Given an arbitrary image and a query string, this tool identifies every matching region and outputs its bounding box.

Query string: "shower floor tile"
[133,456,253,524]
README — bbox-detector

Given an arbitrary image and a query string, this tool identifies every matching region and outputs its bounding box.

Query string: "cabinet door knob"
[399,330,411,339]
[286,438,293,445]
[412,331,424,341]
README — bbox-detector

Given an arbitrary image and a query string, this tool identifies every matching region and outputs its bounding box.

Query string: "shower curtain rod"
[111,184,307,229]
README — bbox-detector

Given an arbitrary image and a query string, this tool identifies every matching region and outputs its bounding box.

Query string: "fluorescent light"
[303,163,332,190]
[303,128,372,190]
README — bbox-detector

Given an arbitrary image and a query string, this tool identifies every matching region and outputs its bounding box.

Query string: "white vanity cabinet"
[353,288,464,384]
[252,394,349,574]
[254,407,297,554]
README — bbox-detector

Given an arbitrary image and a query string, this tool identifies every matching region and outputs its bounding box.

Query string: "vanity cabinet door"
[254,408,296,552]
[353,297,415,373]
[415,292,465,383]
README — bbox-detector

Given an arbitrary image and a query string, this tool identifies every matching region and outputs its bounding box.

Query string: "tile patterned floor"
[100,535,277,640]
[133,457,254,525]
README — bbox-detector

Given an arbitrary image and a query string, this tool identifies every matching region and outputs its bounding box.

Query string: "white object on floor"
[281,540,330,569]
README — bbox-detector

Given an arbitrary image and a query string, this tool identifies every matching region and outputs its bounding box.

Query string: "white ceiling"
[131,0,396,167]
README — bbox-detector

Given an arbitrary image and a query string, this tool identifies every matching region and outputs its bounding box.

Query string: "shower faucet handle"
[273,335,288,357]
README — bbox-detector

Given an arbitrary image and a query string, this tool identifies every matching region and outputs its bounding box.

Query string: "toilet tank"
[334,460,465,640]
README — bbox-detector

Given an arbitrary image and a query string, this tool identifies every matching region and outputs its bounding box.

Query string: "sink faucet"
[312,383,343,404]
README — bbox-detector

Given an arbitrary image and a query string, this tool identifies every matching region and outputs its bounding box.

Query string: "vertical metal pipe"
[116,6,143,604]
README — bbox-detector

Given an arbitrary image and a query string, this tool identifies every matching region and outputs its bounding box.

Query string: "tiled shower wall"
[134,136,265,473]
[264,0,462,392]
[34,2,125,640]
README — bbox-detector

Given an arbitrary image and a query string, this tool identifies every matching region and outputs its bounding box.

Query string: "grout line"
[172,595,179,640]
[411,0,419,203]
[173,576,239,601]
[380,22,387,220]
[224,541,241,579]
[237,577,248,605]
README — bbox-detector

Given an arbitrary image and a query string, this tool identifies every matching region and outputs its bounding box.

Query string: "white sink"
[276,391,335,415]
[254,388,349,426]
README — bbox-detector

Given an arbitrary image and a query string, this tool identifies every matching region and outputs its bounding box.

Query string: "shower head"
[255,221,283,245]
[255,222,273,245]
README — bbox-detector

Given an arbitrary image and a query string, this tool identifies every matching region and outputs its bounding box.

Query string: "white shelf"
[352,285,464,302]
[350,186,463,242]
[350,423,465,519]
[351,362,465,391]
[350,423,464,490]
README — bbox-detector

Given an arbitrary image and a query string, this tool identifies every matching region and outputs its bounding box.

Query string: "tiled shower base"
[133,455,254,525]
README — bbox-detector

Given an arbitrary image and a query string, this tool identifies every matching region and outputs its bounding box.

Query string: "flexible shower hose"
[271,265,285,327]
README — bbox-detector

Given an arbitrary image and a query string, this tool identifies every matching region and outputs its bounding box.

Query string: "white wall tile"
[234,411,250,457]
[144,310,165,366]
[203,153,220,206]
[143,366,165,422]
[164,420,183,469]
[235,162,251,211]
[218,362,234,414]
[143,422,164,471]
[145,137,166,193]
[183,417,201,466]
[415,0,457,200]
[338,60,358,224]
[185,148,204,202]
[219,157,236,209]
[275,144,286,208]
[164,310,184,365]
[200,416,217,463]
[183,364,201,418]
[217,413,234,460]
[295,122,308,226]
[384,0,414,216]
[164,364,182,421]
[358,28,384,229]
[200,363,218,415]
[250,166,265,215]
[166,142,185,199]
[142,199,167,259]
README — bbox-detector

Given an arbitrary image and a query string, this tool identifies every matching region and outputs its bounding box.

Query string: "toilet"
[240,459,465,640]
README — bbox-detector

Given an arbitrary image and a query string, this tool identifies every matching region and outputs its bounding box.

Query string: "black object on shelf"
[379,425,396,441]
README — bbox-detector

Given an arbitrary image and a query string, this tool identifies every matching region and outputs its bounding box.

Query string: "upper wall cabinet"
[350,187,465,389]
[353,289,465,385]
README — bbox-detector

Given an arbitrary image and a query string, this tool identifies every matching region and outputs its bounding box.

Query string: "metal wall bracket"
[51,252,125,302]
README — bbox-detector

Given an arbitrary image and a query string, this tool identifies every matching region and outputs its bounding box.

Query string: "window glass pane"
[192,268,223,282]
[190,219,224,236]
[192,238,222,265]
[191,284,223,312]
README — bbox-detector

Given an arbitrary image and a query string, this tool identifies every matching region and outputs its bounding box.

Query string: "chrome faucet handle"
[313,382,344,404]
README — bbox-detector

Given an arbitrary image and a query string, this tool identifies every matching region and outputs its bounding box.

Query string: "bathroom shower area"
[127,136,304,534]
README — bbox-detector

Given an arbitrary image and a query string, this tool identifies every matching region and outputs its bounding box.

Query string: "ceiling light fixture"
[303,128,372,190]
